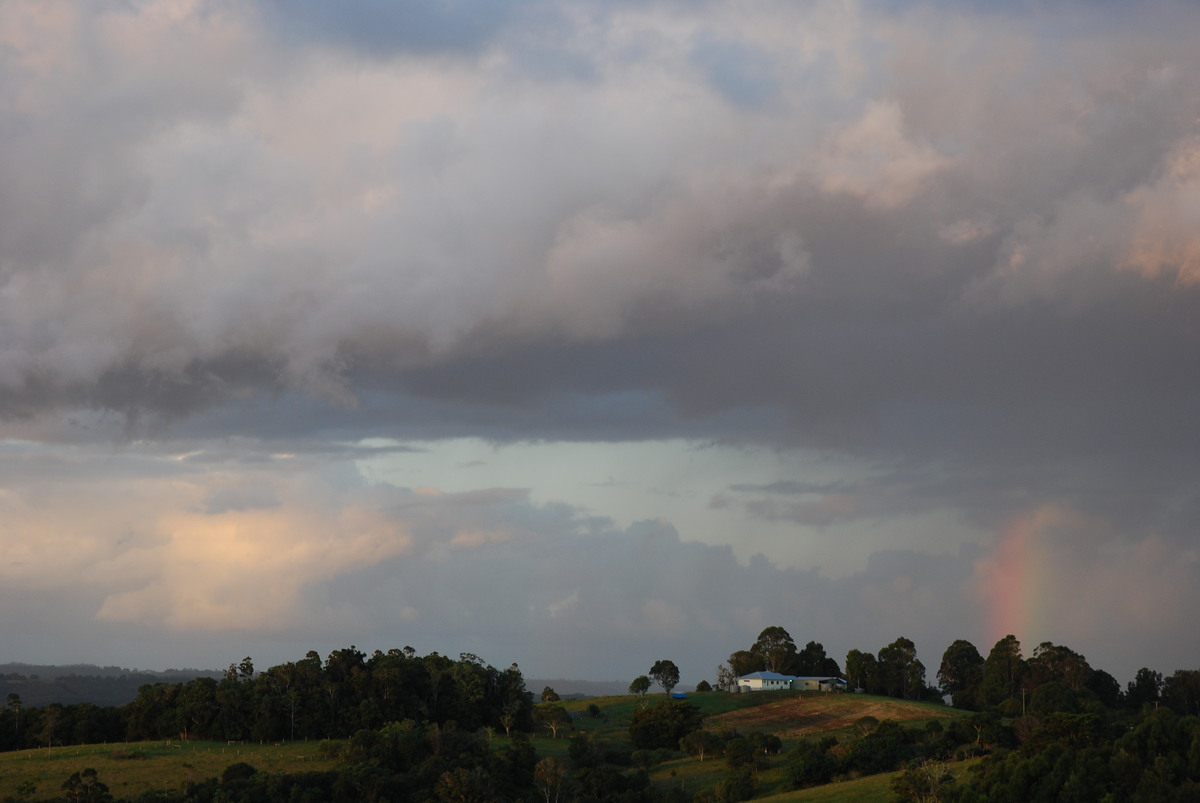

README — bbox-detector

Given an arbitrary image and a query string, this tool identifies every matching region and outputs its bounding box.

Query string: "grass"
[555,692,971,802]
[0,693,971,800]
[0,740,344,800]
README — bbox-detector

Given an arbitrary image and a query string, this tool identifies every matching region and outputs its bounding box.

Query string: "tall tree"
[751,627,798,673]
[877,637,926,700]
[980,635,1026,709]
[1028,642,1092,691]
[844,650,878,694]
[938,639,984,709]
[1161,669,1200,716]
[533,703,571,739]
[715,664,737,692]
[6,694,20,737]
[1126,667,1163,710]
[796,641,841,677]
[649,660,681,697]
[628,675,651,707]
[727,650,764,678]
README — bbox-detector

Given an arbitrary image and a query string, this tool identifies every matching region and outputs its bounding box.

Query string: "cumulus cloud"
[1,0,1199,682]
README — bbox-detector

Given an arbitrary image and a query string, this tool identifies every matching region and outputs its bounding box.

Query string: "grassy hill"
[0,741,343,801]
[557,691,968,801]
[0,691,966,801]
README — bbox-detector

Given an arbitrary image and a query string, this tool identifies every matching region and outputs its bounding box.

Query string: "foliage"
[5,635,1200,801]
[891,759,955,802]
[786,738,838,788]
[629,675,652,704]
[979,634,1025,709]
[878,637,928,700]
[844,649,878,694]
[752,627,798,674]
[533,703,572,739]
[680,729,723,762]
[628,700,705,750]
[938,640,984,710]
[61,768,112,803]
[649,660,681,697]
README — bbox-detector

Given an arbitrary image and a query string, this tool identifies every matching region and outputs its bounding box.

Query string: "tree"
[938,639,984,709]
[6,693,20,736]
[540,686,560,703]
[844,649,877,694]
[751,626,798,673]
[891,759,954,802]
[1126,667,1163,710]
[1086,668,1123,710]
[628,700,704,749]
[796,641,840,677]
[727,650,764,678]
[695,680,713,692]
[533,703,571,739]
[61,768,112,803]
[628,675,651,707]
[435,767,495,803]
[649,660,680,697]
[980,635,1026,709]
[534,757,572,803]
[680,729,722,761]
[1028,642,1091,691]
[787,739,837,789]
[1161,669,1200,716]
[878,637,926,699]
[716,663,738,691]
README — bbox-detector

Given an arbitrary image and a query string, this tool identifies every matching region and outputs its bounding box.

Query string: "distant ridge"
[0,663,222,707]
[526,678,632,698]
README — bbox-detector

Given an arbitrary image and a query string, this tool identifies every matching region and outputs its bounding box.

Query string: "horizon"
[0,1,1198,692]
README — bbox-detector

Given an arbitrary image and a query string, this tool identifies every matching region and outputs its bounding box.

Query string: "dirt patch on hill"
[710,695,940,738]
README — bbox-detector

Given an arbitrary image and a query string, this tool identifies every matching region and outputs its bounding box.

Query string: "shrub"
[628,701,705,750]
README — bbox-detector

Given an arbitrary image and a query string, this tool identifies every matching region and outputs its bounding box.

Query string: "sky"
[0,0,1198,688]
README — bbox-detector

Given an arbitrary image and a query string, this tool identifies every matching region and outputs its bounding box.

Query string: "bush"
[628,701,705,750]
[714,769,758,802]
[220,761,259,783]
[787,739,837,788]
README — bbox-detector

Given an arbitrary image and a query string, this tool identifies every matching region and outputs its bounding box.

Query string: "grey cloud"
[254,0,530,57]
[201,486,280,515]
[2,0,1200,681]
[689,32,780,110]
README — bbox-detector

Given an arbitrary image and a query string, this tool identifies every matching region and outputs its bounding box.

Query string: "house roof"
[737,671,797,681]
[737,672,848,683]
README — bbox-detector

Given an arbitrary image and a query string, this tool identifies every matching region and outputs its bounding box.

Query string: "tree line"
[1,646,535,752]
[716,626,1200,716]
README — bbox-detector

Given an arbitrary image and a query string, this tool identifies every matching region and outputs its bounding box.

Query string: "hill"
[0,664,222,707]
[710,693,952,738]
[0,690,968,801]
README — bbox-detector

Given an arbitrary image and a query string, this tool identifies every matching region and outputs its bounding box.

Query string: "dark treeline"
[0,668,221,709]
[0,646,535,752]
[720,626,1200,716]
[718,628,1200,801]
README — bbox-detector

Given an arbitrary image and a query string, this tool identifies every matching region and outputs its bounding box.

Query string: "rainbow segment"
[981,505,1072,644]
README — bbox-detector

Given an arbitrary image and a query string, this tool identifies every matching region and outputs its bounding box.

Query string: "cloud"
[1,0,1199,684]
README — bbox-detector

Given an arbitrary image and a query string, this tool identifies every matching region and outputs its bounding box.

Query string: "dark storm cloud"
[2,0,1200,682]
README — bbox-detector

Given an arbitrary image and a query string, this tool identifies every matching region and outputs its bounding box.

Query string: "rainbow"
[980,505,1076,644]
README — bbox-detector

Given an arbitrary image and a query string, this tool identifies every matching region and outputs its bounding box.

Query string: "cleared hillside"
[709,692,956,737]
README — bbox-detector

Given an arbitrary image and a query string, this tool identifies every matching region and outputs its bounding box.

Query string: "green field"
[0,692,969,801]
[0,740,344,800]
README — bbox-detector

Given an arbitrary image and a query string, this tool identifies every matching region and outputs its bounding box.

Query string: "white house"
[736,671,796,691]
[736,672,848,693]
